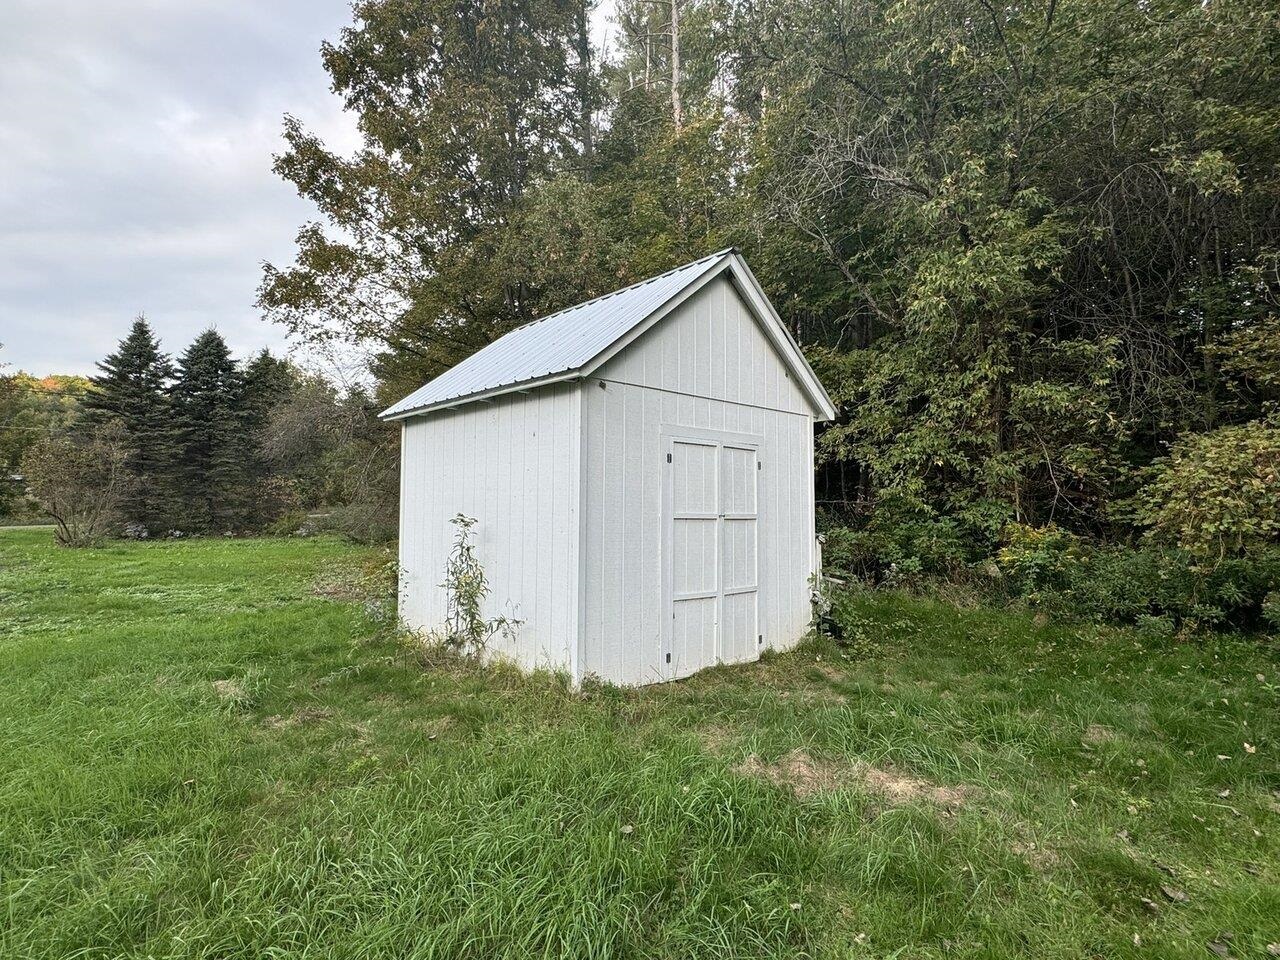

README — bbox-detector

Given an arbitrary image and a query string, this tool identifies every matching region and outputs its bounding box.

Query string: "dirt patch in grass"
[697,724,737,754]
[736,749,846,799]
[263,706,333,729]
[212,678,245,701]
[1010,839,1061,871]
[861,764,969,810]
[311,558,396,612]
[1082,723,1118,746]
[810,662,845,683]
[311,572,367,603]
[734,748,970,809]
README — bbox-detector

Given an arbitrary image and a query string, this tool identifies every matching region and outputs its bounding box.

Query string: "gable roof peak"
[381,250,834,420]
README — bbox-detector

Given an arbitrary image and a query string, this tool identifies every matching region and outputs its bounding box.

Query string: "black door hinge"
[758,634,763,645]
[665,652,671,663]
[666,453,672,463]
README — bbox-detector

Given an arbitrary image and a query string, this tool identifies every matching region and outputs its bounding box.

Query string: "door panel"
[720,591,758,665]
[669,439,720,678]
[721,519,756,592]
[672,440,717,514]
[673,518,717,596]
[720,445,757,516]
[665,432,760,679]
[671,597,717,679]
[718,443,759,664]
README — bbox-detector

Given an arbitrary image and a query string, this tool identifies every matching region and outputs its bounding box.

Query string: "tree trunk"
[670,0,683,131]
[574,0,594,175]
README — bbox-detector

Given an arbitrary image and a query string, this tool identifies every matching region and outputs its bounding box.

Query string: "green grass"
[1,526,1277,958]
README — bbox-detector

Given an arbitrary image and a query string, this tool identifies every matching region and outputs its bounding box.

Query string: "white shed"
[382,249,836,685]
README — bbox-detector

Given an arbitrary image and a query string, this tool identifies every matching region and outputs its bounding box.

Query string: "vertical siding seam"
[572,382,586,684]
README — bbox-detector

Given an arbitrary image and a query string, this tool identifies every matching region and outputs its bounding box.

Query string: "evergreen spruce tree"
[241,349,297,431]
[241,349,299,526]
[82,317,177,533]
[170,330,250,532]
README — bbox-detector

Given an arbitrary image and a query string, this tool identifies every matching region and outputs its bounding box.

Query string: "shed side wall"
[399,382,580,673]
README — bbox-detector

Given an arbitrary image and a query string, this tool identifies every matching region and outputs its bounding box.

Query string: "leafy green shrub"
[1264,591,1280,632]
[264,510,313,537]
[818,492,985,583]
[434,514,517,656]
[996,524,1085,597]
[1049,544,1280,631]
[21,424,131,546]
[323,498,399,544]
[1134,419,1280,563]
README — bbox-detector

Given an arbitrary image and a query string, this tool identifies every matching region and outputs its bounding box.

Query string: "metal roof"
[381,249,835,420]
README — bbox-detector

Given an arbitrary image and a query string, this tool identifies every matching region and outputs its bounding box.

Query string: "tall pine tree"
[82,317,177,532]
[241,349,297,432]
[170,330,250,532]
[241,349,300,526]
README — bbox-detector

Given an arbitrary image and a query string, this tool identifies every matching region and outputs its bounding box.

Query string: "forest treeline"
[0,321,396,545]
[5,0,1279,632]
[253,0,1279,630]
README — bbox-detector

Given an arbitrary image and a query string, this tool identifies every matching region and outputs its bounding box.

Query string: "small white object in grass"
[620,824,634,835]
[1244,742,1256,754]
[1217,755,1231,761]
[790,902,801,911]
[1257,674,1266,683]
[1132,933,1141,946]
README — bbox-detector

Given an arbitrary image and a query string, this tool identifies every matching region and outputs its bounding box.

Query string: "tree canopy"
[263,0,1280,570]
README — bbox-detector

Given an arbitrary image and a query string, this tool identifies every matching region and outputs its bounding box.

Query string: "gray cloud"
[0,0,360,375]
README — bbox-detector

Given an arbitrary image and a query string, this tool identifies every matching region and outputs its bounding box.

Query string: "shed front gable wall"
[580,276,817,685]
[596,275,813,416]
[580,386,816,684]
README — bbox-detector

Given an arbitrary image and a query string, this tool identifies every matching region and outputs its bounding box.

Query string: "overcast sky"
[1,2,619,379]
[0,0,366,377]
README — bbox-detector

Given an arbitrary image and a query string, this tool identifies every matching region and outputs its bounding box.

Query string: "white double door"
[664,429,760,680]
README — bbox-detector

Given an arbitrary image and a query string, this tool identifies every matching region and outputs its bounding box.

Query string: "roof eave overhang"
[379,369,586,421]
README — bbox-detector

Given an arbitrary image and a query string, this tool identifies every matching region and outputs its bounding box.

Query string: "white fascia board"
[379,370,585,421]
[724,254,838,421]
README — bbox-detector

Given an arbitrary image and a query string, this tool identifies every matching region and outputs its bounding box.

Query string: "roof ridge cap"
[511,248,734,332]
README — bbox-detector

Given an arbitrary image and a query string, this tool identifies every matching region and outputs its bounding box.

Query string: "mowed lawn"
[1,527,1277,959]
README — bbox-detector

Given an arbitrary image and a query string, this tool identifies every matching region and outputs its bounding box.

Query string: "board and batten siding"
[580,276,817,685]
[397,382,581,674]
[601,276,812,416]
